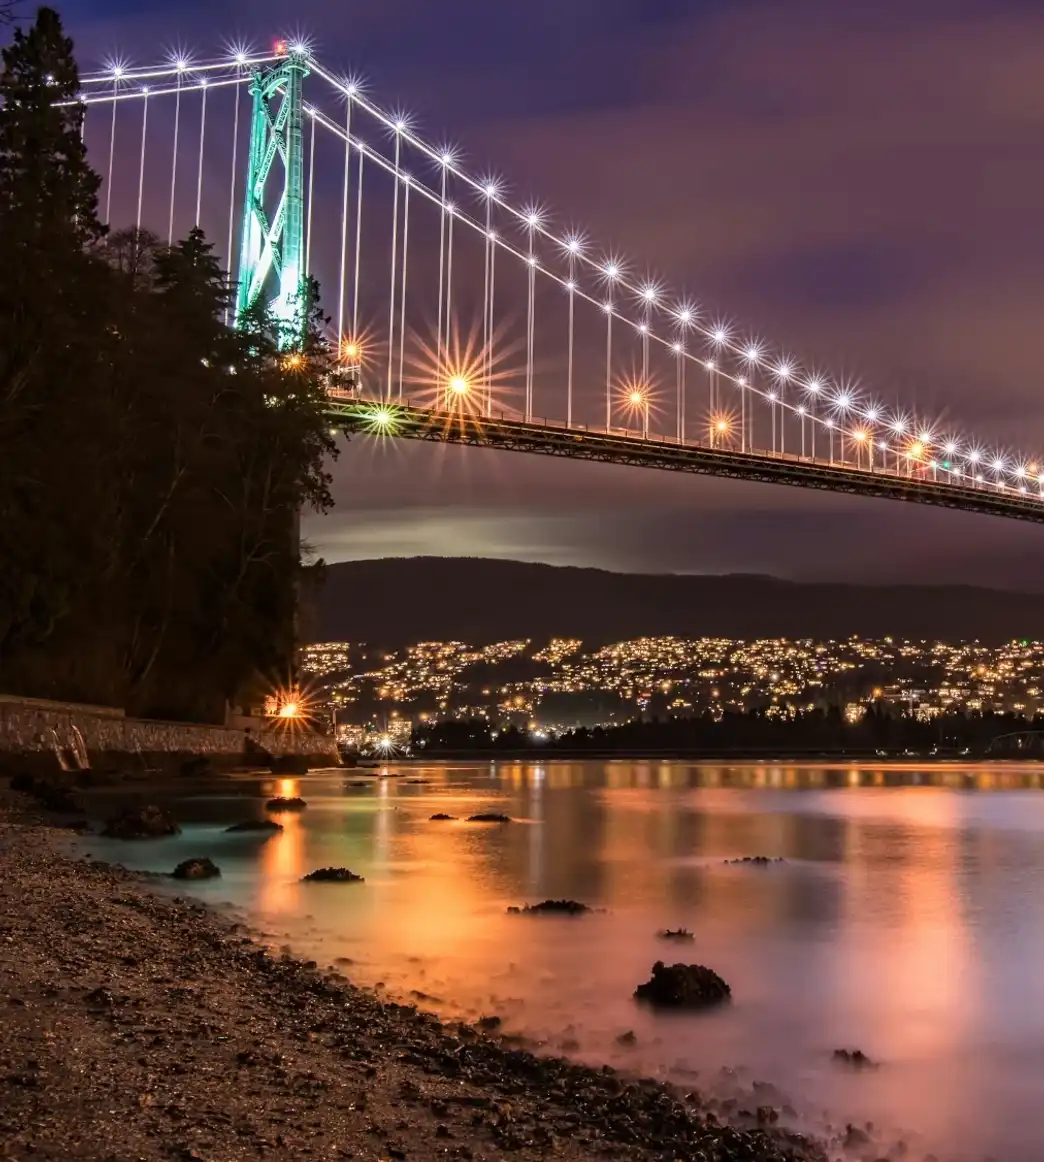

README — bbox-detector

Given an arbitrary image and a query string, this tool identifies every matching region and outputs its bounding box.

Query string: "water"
[79,761,1044,1161]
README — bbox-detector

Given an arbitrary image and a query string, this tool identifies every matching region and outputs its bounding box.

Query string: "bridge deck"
[326,398,1044,525]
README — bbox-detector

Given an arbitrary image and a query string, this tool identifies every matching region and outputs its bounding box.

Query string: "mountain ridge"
[307,557,1044,646]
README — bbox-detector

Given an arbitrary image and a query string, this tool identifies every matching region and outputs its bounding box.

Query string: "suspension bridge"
[78,42,1044,524]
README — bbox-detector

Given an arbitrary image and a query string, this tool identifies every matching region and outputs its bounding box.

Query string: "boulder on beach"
[634,960,731,1009]
[10,774,84,814]
[265,796,307,812]
[101,805,181,839]
[171,857,221,881]
[723,856,785,865]
[225,819,283,834]
[301,867,364,883]
[429,813,455,821]
[657,928,695,942]
[507,899,590,915]
[37,784,84,814]
[833,1048,878,1070]
[467,812,511,823]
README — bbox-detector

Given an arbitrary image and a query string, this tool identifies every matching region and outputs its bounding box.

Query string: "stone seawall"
[0,696,339,775]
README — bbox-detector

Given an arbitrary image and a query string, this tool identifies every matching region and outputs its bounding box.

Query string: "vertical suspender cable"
[194,81,208,227]
[136,89,149,232]
[525,223,535,420]
[566,253,575,428]
[482,196,492,414]
[641,317,649,384]
[386,131,402,400]
[676,348,684,442]
[445,207,455,381]
[104,77,117,224]
[487,236,497,417]
[435,165,448,402]
[351,146,364,346]
[397,178,410,399]
[337,101,353,344]
[168,68,183,244]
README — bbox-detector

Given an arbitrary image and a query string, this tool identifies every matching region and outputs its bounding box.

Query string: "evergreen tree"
[0,8,112,698]
[0,6,101,245]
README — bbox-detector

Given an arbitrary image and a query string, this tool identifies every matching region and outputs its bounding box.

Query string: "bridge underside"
[327,400,1044,525]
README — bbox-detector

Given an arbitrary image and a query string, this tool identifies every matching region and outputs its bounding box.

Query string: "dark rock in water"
[467,812,511,823]
[225,819,283,834]
[476,1015,502,1031]
[171,857,221,881]
[102,805,181,839]
[724,855,785,865]
[429,813,455,821]
[833,1048,878,1070]
[634,960,731,1009]
[179,756,214,777]
[657,928,694,941]
[265,796,307,811]
[843,1124,871,1149]
[615,1030,637,1046]
[405,778,430,785]
[301,867,364,883]
[508,899,590,915]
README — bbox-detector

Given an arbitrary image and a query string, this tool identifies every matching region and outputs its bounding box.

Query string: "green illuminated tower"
[234,48,310,345]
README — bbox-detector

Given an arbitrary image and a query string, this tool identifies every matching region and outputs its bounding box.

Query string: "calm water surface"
[80,762,1044,1161]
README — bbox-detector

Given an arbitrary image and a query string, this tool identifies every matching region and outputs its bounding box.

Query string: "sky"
[59,0,1044,587]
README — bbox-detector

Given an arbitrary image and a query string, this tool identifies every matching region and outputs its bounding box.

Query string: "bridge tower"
[234,44,310,346]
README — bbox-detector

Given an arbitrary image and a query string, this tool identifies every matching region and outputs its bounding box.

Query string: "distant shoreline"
[371,748,1016,763]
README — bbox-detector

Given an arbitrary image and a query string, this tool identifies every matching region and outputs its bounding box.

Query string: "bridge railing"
[325,383,1042,505]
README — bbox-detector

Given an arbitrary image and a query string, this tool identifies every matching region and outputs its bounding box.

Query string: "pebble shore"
[0,785,834,1162]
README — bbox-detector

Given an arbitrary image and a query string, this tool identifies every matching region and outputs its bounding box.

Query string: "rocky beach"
[0,781,842,1162]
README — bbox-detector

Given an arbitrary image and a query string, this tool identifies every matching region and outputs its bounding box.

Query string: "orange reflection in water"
[223,762,1044,1161]
[257,778,306,914]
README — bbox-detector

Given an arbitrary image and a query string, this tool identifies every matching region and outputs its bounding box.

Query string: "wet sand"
[0,782,830,1162]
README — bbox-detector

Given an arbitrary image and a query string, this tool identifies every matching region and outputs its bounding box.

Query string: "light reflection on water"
[81,761,1044,1161]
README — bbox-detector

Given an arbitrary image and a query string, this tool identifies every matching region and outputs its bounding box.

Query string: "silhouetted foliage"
[413,706,1041,757]
[0,10,336,720]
